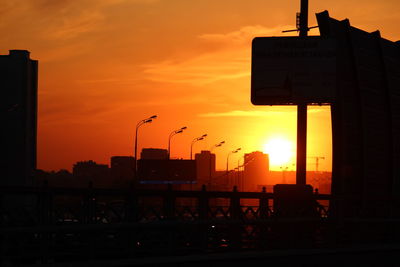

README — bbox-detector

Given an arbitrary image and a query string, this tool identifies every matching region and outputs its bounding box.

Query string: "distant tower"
[1,50,38,186]
[243,151,269,191]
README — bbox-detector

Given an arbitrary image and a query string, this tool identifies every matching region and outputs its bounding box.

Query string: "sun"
[262,137,294,169]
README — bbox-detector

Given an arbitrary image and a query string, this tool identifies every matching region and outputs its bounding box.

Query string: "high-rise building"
[195,150,216,188]
[1,50,38,186]
[243,151,269,192]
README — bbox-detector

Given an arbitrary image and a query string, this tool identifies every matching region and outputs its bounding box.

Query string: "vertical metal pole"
[296,105,307,185]
[296,0,308,185]
[299,0,308,37]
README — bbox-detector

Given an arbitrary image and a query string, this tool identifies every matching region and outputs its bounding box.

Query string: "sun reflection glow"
[262,137,294,169]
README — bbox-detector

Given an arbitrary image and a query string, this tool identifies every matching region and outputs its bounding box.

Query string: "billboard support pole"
[296,0,308,185]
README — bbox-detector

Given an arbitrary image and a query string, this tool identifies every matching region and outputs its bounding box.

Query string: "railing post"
[164,184,175,220]
[199,185,208,220]
[39,180,52,225]
[85,181,96,224]
[163,184,176,253]
[230,186,241,219]
[39,180,52,263]
[259,187,269,219]
[126,181,139,222]
[230,186,241,250]
[198,185,209,250]
[258,186,269,249]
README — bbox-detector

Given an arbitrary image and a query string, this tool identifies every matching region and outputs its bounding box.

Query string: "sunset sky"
[1,0,399,172]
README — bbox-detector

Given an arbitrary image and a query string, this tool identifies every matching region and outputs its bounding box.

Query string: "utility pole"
[296,0,308,186]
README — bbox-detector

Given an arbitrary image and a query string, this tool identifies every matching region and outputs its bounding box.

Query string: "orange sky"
[1,0,399,172]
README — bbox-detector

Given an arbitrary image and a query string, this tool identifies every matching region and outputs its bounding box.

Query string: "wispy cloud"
[198,110,291,118]
[142,52,250,85]
[198,107,328,118]
[142,25,290,86]
[198,25,289,45]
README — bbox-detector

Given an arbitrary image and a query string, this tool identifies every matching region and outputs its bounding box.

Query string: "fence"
[1,183,399,265]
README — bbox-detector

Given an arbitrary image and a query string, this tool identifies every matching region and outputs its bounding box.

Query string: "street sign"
[251,36,336,105]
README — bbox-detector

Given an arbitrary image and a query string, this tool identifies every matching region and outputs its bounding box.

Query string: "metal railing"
[1,183,399,265]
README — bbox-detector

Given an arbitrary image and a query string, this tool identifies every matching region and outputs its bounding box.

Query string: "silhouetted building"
[73,160,110,187]
[138,159,196,184]
[243,151,269,192]
[35,169,73,187]
[111,156,134,179]
[195,150,215,188]
[141,148,168,160]
[1,50,37,186]
[110,156,134,187]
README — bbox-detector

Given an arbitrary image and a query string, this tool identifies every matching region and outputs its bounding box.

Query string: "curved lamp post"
[134,115,157,179]
[168,126,187,159]
[190,134,207,160]
[226,148,241,174]
[208,141,225,189]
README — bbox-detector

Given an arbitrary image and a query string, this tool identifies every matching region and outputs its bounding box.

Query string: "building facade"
[1,50,38,186]
[243,151,269,192]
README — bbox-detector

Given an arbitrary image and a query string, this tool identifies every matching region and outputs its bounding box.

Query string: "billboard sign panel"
[251,36,336,105]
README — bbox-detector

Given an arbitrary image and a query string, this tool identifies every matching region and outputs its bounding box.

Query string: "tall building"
[243,151,269,192]
[1,50,38,186]
[195,150,216,188]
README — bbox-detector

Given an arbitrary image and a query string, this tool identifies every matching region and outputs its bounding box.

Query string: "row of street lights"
[134,115,157,178]
[226,148,241,174]
[134,115,243,184]
[168,126,187,159]
[190,134,207,160]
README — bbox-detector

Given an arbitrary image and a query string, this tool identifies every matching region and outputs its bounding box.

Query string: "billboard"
[251,11,400,217]
[251,36,336,105]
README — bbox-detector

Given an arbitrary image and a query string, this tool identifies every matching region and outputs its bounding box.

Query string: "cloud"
[198,25,289,45]
[198,107,329,118]
[198,110,291,118]
[142,52,250,85]
[142,25,291,86]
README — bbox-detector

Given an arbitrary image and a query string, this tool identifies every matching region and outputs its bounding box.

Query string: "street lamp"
[190,134,207,160]
[168,126,187,159]
[226,148,241,174]
[210,141,225,151]
[134,115,157,180]
[208,141,225,189]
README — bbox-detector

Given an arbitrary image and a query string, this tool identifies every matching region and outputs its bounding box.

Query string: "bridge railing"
[0,183,331,226]
[9,183,399,265]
